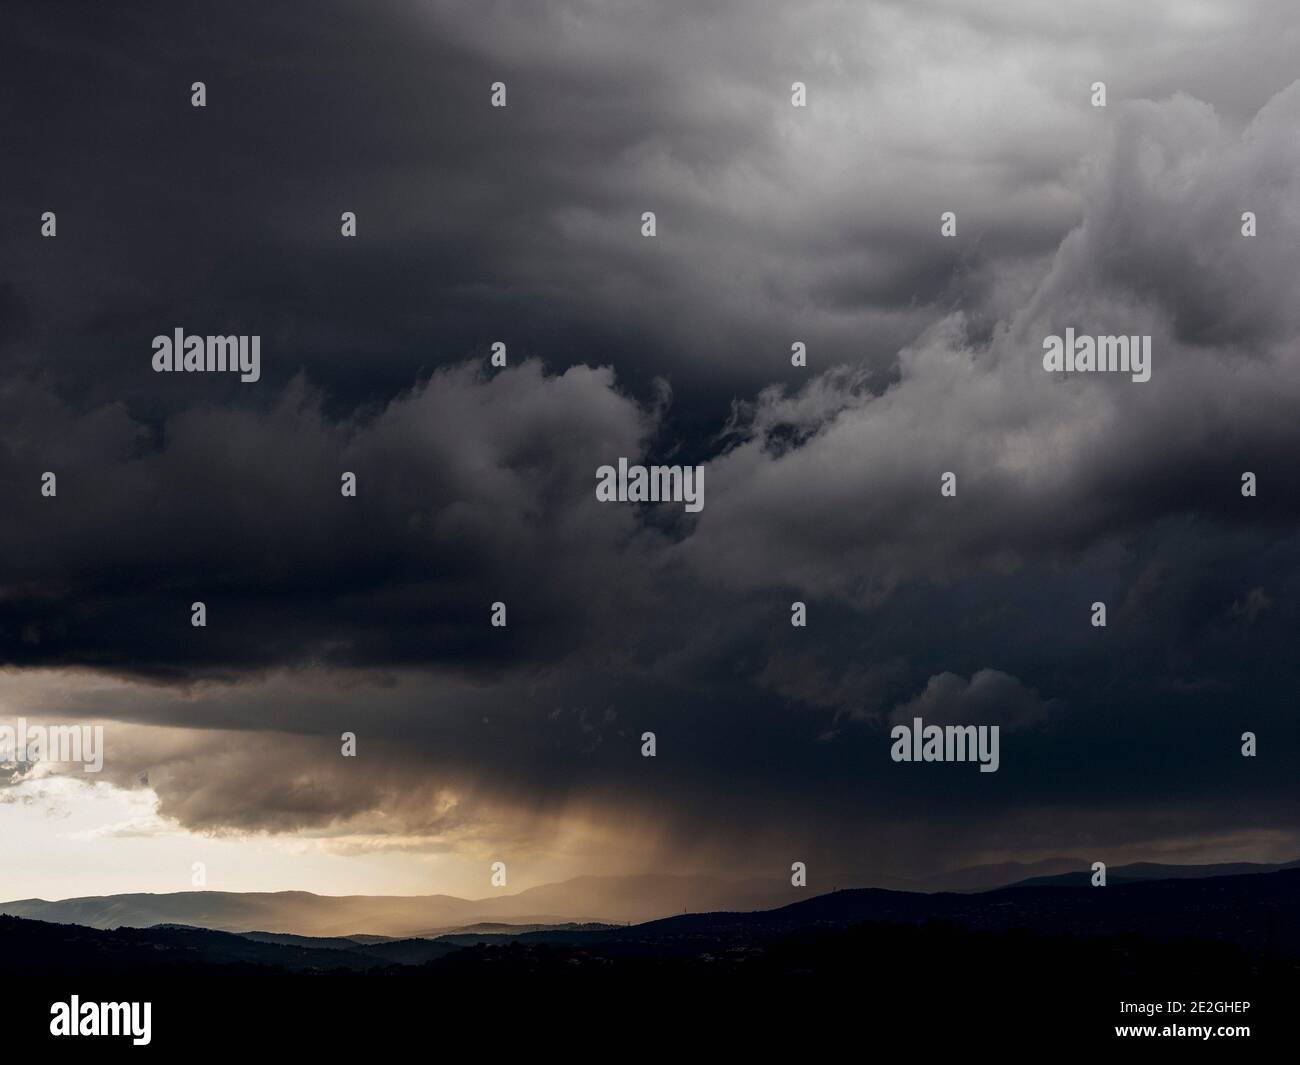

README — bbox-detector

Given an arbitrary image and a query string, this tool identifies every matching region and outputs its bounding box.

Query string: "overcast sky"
[2,0,1299,899]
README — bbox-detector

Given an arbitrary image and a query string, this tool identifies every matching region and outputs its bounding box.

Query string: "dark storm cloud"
[0,360,667,678]
[2,0,1300,875]
[0,0,1101,416]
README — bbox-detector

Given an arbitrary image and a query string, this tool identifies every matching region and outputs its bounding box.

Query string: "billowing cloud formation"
[0,361,666,677]
[682,84,1300,601]
[889,670,1058,731]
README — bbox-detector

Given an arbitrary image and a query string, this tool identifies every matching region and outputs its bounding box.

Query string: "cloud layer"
[2,0,1299,883]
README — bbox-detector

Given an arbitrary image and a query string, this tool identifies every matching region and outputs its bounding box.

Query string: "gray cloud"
[680,83,1300,601]
[889,669,1058,731]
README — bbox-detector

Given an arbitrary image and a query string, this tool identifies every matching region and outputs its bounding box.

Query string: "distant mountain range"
[5,867,1300,975]
[4,857,1297,936]
[1011,857,1300,887]
[0,874,794,936]
[619,867,1300,958]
